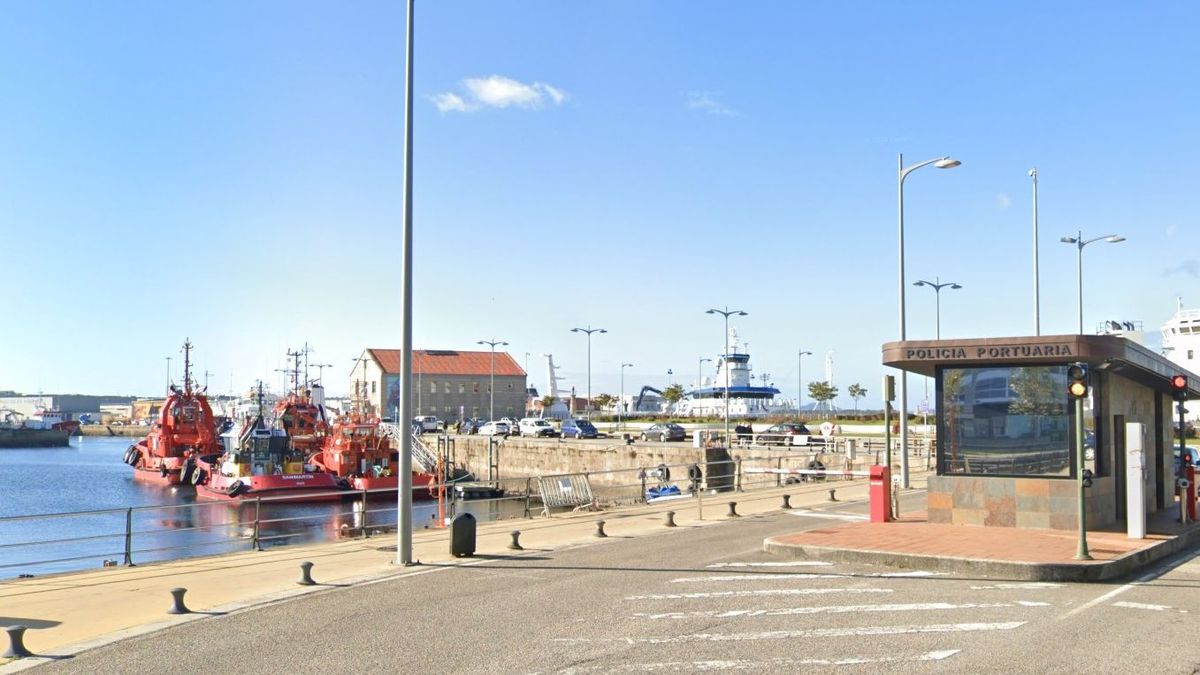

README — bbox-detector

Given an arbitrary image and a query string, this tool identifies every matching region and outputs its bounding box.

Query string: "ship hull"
[196,470,349,503]
[0,428,71,448]
[350,473,439,500]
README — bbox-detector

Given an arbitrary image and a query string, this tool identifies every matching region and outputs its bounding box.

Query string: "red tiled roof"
[367,349,526,377]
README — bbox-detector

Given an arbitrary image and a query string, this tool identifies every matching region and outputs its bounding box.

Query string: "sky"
[2,2,1198,410]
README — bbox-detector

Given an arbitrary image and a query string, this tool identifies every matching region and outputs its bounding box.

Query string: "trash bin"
[450,512,476,558]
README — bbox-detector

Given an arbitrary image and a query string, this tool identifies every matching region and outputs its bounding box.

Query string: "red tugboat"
[191,382,349,502]
[123,341,221,485]
[309,411,439,499]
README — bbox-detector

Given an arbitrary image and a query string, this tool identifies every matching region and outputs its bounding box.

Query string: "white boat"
[673,328,790,418]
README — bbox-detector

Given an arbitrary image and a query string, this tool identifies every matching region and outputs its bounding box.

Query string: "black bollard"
[2,625,32,659]
[664,511,677,527]
[828,488,838,502]
[781,494,792,510]
[167,587,190,615]
[727,501,740,518]
[595,520,607,538]
[298,561,316,586]
[508,530,524,551]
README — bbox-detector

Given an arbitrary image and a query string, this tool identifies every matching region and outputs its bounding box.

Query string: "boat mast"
[182,339,193,396]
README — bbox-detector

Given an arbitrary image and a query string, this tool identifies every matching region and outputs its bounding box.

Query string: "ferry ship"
[673,328,789,418]
[1162,299,1200,374]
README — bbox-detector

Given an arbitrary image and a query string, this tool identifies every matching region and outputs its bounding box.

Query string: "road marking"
[786,509,869,521]
[707,561,833,568]
[971,582,1062,590]
[671,570,942,583]
[553,650,962,672]
[1112,601,1173,611]
[554,622,1026,644]
[626,588,894,600]
[1062,547,1199,619]
[632,601,1052,619]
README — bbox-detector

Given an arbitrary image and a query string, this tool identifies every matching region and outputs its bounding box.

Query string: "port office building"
[883,334,1197,530]
[351,348,527,422]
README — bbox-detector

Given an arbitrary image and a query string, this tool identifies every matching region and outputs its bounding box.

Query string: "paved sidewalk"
[765,510,1200,581]
[0,475,877,667]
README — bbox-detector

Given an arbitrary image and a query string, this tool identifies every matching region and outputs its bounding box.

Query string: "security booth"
[882,334,1198,530]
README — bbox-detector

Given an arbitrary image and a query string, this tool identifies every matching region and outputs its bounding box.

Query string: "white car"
[479,421,510,436]
[518,418,558,437]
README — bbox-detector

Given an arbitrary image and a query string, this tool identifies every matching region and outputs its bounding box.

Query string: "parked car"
[412,416,441,433]
[479,421,510,436]
[518,418,558,437]
[1174,446,1200,475]
[460,418,487,435]
[756,423,812,446]
[499,416,521,430]
[641,422,685,442]
[561,418,598,439]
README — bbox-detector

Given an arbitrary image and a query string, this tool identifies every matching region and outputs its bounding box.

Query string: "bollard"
[780,494,792,510]
[2,625,32,659]
[828,489,838,502]
[727,501,740,518]
[664,511,677,527]
[508,530,524,551]
[298,561,316,586]
[595,520,607,538]
[167,587,191,614]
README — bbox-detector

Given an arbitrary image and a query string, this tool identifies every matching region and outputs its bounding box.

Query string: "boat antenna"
[182,339,193,396]
[255,380,264,417]
[286,348,303,394]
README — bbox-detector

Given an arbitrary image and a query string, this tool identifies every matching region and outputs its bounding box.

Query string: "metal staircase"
[378,423,439,473]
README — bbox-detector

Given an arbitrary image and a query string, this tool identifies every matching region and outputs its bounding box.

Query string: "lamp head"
[500,342,509,346]
[1060,236,1078,244]
[706,309,717,315]
[1028,168,1037,177]
[913,280,927,287]
[950,284,963,290]
[1106,235,1126,243]
[736,311,748,317]
[935,157,961,169]
[598,329,608,334]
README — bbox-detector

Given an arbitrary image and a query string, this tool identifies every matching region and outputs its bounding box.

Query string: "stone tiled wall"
[927,474,1118,530]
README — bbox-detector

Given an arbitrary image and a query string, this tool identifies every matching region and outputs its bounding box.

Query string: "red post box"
[1188,465,1197,522]
[869,464,892,523]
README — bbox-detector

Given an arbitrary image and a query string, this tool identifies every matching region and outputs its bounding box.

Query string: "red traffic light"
[1171,374,1188,390]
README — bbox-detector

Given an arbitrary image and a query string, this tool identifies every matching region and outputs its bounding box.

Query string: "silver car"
[479,421,510,436]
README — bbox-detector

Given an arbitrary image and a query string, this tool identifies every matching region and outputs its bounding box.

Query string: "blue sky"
[2,2,1198,409]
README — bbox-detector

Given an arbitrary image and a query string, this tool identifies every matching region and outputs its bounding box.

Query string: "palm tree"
[661,384,686,409]
[847,383,866,418]
[539,395,556,417]
[593,393,615,413]
[807,381,838,419]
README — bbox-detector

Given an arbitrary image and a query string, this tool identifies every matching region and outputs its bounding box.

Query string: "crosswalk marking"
[625,588,894,601]
[670,570,942,583]
[553,650,962,672]
[1113,601,1174,611]
[786,509,869,521]
[971,582,1062,590]
[706,561,833,568]
[631,601,1051,619]
[553,621,1026,644]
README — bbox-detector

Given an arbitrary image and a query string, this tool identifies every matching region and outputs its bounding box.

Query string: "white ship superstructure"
[1162,300,1200,373]
[673,328,788,418]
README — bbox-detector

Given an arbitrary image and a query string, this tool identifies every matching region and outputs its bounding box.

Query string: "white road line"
[671,570,942,583]
[553,622,1026,644]
[553,650,962,672]
[625,588,895,600]
[707,561,833,568]
[632,601,1052,619]
[786,509,869,521]
[971,582,1063,590]
[1061,547,1200,619]
[1112,601,1173,611]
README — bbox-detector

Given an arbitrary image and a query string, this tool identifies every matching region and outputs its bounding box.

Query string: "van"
[412,416,441,433]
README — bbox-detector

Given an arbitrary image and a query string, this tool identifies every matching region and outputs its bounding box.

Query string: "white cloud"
[996,193,1012,210]
[431,75,567,113]
[686,91,735,116]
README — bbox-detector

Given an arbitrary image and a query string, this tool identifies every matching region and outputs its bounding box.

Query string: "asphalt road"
[30,492,1200,674]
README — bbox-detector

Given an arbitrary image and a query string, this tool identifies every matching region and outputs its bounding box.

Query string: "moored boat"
[309,412,439,500]
[123,341,221,485]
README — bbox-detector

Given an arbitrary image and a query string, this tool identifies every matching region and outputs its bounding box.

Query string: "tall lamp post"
[396,0,416,566]
[707,306,748,447]
[571,326,607,420]
[619,362,633,430]
[898,153,961,490]
[477,339,508,420]
[797,349,812,416]
[1030,168,1041,335]
[698,357,712,412]
[1060,230,1126,334]
[912,277,963,340]
[165,356,172,390]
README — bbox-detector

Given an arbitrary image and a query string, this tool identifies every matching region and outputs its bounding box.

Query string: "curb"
[763,524,1200,582]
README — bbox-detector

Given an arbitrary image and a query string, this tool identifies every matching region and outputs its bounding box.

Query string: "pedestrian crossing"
[550,556,1066,672]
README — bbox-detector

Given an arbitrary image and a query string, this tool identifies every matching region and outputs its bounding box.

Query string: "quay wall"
[79,425,144,438]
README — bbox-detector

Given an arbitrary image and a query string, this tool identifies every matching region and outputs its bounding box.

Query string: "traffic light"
[1170,374,1188,402]
[882,375,896,402]
[1067,363,1089,399]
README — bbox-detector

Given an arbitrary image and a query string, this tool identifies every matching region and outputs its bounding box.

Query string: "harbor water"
[0,436,521,579]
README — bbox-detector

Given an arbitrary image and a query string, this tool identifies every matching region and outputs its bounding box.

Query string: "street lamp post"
[571,326,607,420]
[898,153,961,490]
[1030,168,1040,335]
[477,339,508,421]
[912,277,963,340]
[698,357,712,412]
[396,0,416,567]
[165,356,172,391]
[797,350,812,416]
[707,306,748,447]
[1060,230,1126,334]
[620,362,633,430]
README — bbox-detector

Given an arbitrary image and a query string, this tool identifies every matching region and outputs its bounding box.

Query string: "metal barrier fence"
[0,447,914,578]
